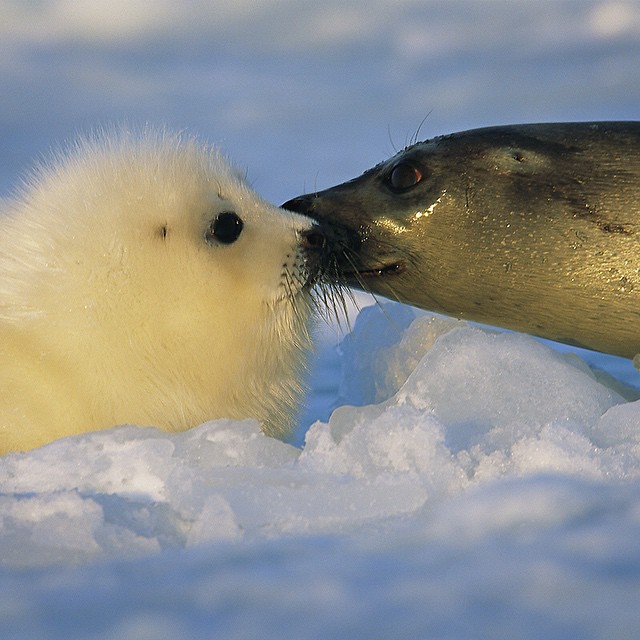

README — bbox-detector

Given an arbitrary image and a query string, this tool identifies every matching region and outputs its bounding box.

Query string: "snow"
[4,307,629,566]
[2,0,640,637]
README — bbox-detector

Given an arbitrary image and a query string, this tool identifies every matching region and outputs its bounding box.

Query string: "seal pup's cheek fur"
[0,128,319,454]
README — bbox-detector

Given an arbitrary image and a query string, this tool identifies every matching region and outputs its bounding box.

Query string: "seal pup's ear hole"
[386,161,423,193]
[205,211,244,245]
[156,224,169,240]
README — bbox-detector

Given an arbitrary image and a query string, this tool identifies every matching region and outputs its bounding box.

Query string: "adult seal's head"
[284,122,640,359]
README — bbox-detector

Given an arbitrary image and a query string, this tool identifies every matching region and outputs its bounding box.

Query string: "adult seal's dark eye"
[387,162,423,193]
[206,211,244,245]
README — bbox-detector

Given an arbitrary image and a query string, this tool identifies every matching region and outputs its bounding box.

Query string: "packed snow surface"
[2,304,640,638]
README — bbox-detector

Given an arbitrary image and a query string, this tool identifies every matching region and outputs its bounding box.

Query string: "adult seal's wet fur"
[283,122,640,359]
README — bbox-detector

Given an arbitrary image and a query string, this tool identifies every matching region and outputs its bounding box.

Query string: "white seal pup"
[0,129,326,454]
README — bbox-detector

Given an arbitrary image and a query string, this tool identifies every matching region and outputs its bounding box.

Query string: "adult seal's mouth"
[283,121,640,359]
[355,261,406,278]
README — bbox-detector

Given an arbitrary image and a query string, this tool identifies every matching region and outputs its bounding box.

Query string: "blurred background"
[1,0,639,205]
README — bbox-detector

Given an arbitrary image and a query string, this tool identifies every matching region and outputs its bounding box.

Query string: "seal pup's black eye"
[387,162,423,193]
[205,211,244,245]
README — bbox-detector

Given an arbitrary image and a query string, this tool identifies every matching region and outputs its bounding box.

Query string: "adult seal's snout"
[284,121,640,359]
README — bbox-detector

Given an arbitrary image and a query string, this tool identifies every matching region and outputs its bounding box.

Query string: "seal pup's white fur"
[0,129,319,453]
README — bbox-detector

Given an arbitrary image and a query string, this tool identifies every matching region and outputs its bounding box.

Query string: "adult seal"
[283,122,640,359]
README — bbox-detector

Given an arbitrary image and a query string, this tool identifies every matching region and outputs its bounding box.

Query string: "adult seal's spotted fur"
[284,122,640,359]
[0,129,327,454]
